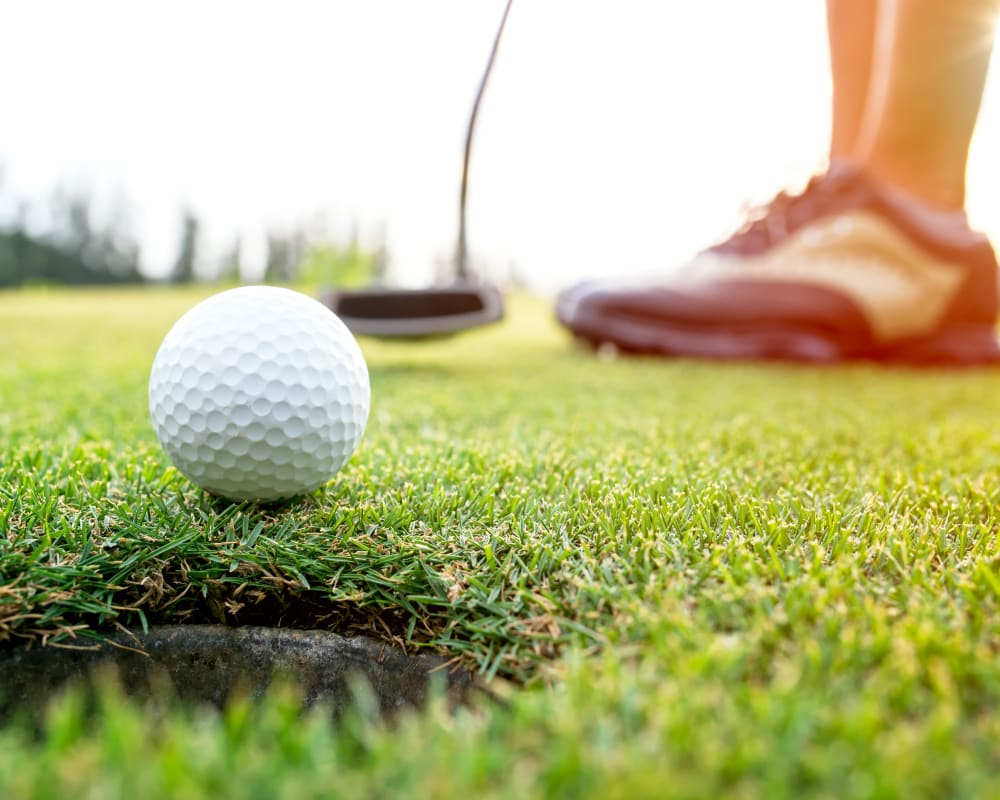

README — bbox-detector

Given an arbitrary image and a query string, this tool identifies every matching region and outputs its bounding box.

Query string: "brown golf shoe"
[557,164,1000,364]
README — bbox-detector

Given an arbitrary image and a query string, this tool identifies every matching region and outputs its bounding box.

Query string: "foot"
[557,164,1000,364]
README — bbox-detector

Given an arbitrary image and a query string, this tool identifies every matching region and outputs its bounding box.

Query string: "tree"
[218,236,243,284]
[170,209,199,284]
[264,228,307,283]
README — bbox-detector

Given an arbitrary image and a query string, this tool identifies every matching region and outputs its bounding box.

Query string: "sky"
[2,0,999,291]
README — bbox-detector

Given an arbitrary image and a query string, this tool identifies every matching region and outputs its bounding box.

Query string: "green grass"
[3,286,1000,797]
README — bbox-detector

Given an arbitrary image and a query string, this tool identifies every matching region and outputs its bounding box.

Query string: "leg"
[827,0,880,161]
[853,0,1000,209]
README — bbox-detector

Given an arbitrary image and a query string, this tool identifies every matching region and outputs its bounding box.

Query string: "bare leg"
[852,0,1000,209]
[827,0,880,160]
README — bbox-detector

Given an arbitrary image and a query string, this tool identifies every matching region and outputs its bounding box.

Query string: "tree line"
[0,191,145,287]
[0,177,383,288]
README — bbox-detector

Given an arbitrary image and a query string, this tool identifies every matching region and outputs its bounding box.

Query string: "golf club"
[323,0,513,338]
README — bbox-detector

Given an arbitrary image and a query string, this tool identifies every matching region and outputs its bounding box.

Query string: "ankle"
[876,173,964,212]
[851,156,966,212]
[826,154,968,214]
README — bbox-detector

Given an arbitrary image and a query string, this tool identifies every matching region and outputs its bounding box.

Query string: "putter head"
[322,282,504,339]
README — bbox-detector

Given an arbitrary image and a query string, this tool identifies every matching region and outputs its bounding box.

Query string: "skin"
[827,0,879,161]
[828,0,1000,210]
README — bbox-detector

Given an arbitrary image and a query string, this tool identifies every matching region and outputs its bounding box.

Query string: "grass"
[3,285,1000,796]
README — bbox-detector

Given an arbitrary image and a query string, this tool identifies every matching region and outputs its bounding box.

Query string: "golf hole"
[0,625,493,723]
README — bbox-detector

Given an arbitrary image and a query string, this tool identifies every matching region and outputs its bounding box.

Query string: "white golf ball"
[149,286,370,501]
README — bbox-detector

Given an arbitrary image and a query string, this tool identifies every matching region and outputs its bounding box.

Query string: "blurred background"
[1,0,998,292]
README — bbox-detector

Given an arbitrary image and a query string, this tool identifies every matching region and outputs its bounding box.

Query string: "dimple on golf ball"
[149,286,370,501]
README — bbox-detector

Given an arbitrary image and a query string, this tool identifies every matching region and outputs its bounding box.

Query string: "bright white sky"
[2,0,999,290]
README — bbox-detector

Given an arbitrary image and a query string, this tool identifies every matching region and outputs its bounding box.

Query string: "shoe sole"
[566,313,1000,366]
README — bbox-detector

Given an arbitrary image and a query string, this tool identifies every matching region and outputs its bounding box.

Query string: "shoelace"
[719,170,854,253]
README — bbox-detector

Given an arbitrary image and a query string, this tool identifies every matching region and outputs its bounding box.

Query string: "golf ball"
[149,286,370,501]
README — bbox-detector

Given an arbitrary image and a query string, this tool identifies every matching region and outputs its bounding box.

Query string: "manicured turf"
[3,286,1000,796]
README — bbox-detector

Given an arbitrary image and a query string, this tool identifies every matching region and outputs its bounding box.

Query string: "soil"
[0,625,491,722]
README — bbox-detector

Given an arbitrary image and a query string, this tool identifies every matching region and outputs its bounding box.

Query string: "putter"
[323,0,513,338]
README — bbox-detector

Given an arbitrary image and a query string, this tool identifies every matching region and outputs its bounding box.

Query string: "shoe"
[556,164,1000,364]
